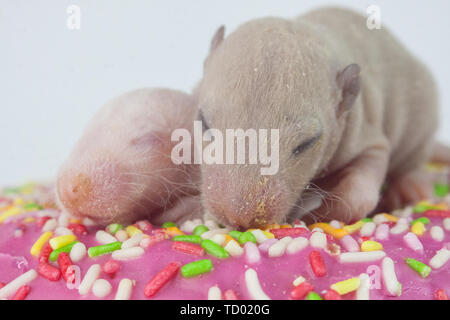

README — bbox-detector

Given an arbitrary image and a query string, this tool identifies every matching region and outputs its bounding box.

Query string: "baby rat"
[56,88,202,225]
[196,7,449,228]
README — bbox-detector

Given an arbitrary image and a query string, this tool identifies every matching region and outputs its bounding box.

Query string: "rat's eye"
[292,134,321,156]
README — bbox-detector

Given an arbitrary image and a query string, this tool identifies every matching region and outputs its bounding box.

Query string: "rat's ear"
[336,64,361,117]
[204,26,225,68]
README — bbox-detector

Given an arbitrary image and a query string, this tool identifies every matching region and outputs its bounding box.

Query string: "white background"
[1,0,449,185]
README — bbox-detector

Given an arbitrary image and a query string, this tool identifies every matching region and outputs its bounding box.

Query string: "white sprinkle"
[70,242,87,263]
[329,220,341,229]
[204,220,219,230]
[339,251,386,263]
[54,227,73,236]
[429,248,450,269]
[245,242,261,264]
[79,264,101,295]
[286,237,309,254]
[360,222,376,237]
[112,247,145,260]
[390,222,409,235]
[382,257,401,296]
[292,275,305,287]
[310,231,327,248]
[96,230,118,244]
[42,218,57,232]
[311,227,324,233]
[373,214,389,225]
[14,229,23,238]
[207,285,222,300]
[115,230,129,242]
[92,279,112,298]
[58,211,70,227]
[443,218,450,231]
[115,278,134,300]
[403,232,423,253]
[430,226,444,242]
[121,233,144,249]
[245,268,270,300]
[224,239,244,257]
[210,234,226,246]
[180,220,197,234]
[374,224,390,241]
[250,229,268,244]
[201,228,230,240]
[0,269,37,299]
[356,273,370,300]
[268,236,292,257]
[82,217,96,226]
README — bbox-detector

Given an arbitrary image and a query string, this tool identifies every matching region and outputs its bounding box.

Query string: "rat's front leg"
[304,146,390,224]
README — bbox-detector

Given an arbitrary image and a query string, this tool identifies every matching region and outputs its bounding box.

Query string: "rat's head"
[196,20,361,228]
[57,89,197,225]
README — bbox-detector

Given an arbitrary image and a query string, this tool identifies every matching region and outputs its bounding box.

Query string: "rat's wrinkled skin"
[196,7,448,228]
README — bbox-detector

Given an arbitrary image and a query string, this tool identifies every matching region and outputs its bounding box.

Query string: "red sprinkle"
[135,220,152,232]
[0,282,5,289]
[424,210,450,218]
[172,242,205,256]
[309,250,327,277]
[322,289,342,300]
[12,285,31,300]
[102,260,121,277]
[223,289,238,300]
[290,282,314,300]
[36,216,51,228]
[58,252,74,283]
[434,289,448,300]
[68,223,88,235]
[38,262,61,281]
[144,261,181,298]
[270,227,309,239]
[38,242,53,264]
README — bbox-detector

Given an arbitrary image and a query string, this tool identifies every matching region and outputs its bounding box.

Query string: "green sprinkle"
[361,218,372,222]
[181,259,213,278]
[193,225,209,236]
[162,222,177,228]
[201,239,229,259]
[306,292,322,300]
[107,223,123,235]
[24,203,43,211]
[49,241,79,262]
[434,183,449,198]
[228,230,243,240]
[413,203,431,213]
[172,235,203,244]
[411,217,430,226]
[88,241,122,258]
[3,187,20,195]
[405,258,431,278]
[238,231,257,245]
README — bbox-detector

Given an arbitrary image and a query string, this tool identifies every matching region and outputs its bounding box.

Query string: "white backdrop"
[1,0,449,185]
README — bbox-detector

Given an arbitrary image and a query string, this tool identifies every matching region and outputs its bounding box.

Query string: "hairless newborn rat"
[57,7,450,228]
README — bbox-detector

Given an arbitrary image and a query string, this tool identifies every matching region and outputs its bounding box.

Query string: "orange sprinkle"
[308,223,349,240]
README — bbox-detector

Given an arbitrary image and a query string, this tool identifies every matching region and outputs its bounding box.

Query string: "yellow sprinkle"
[49,234,77,250]
[280,224,291,228]
[432,203,449,211]
[382,213,398,222]
[411,221,426,236]
[343,220,365,234]
[69,218,82,224]
[263,224,280,232]
[330,277,361,295]
[125,225,143,237]
[262,231,275,239]
[309,223,349,240]
[30,231,53,256]
[0,207,22,224]
[22,217,36,224]
[13,198,25,206]
[361,240,383,252]
[164,226,184,237]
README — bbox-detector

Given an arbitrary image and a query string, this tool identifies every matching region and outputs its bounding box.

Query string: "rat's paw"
[382,170,434,210]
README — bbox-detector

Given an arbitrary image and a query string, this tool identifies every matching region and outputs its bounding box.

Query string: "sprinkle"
[238,231,257,244]
[309,223,348,239]
[115,278,134,300]
[49,241,79,262]
[125,225,143,237]
[340,235,360,252]
[102,259,121,277]
[38,262,61,281]
[413,201,433,213]
[37,216,51,228]
[360,222,376,237]
[68,223,88,235]
[329,220,341,228]
[162,221,176,228]
[270,227,309,239]
[306,292,322,300]
[382,214,398,222]
[268,236,292,257]
[429,248,450,269]
[374,223,389,241]
[54,227,73,236]
[292,276,306,287]
[245,242,261,264]
[405,258,431,278]
[144,261,181,298]
[403,232,423,253]
[443,218,450,231]
[381,257,401,296]
[115,229,129,242]
[200,239,229,259]
[140,233,165,249]
[172,241,205,256]
[258,238,278,253]
[434,289,448,300]
[12,285,30,300]
[111,246,145,260]
[339,251,386,263]
[0,270,37,299]
[210,234,226,246]
[208,285,222,300]
[201,228,230,240]
[262,231,275,239]
[122,233,144,249]
[411,221,426,236]
[322,289,342,300]
[310,231,327,249]
[309,250,327,277]
[224,239,244,257]
[135,220,152,232]
[181,259,213,278]
[245,268,270,300]
[223,289,238,300]
[250,229,269,244]
[343,220,365,233]
[356,273,370,300]
[49,234,77,250]
[42,218,57,232]
[390,221,409,235]
[58,252,74,282]
[204,220,219,230]
[95,230,117,244]
[0,206,22,223]
[286,237,309,254]
[79,264,101,295]
[88,242,122,258]
[411,217,430,226]
[361,240,383,252]
[424,210,450,218]
[92,279,112,298]
[290,281,314,300]
[165,226,184,237]
[430,226,444,242]
[106,223,123,235]
[38,242,53,263]
[331,277,360,295]
[30,231,53,256]
[193,225,209,236]
[373,214,389,225]
[180,220,197,234]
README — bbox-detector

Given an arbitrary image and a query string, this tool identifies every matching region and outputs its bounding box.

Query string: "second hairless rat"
[57,7,450,228]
